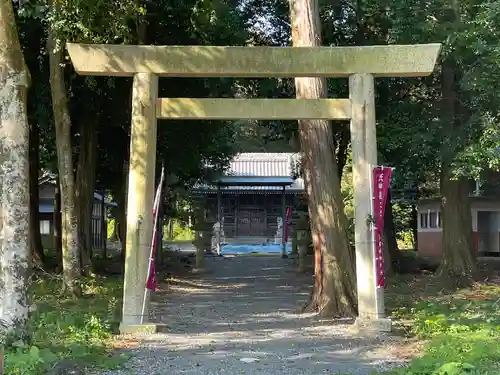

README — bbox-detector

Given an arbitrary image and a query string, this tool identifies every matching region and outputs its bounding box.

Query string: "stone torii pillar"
[349,73,385,329]
[120,73,158,331]
[66,42,441,334]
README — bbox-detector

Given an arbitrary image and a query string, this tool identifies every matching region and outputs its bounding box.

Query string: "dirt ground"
[102,255,418,375]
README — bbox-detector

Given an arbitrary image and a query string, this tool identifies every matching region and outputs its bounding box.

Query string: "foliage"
[380,273,500,375]
[164,219,195,241]
[392,204,415,249]
[17,0,138,43]
[341,149,355,247]
[3,276,126,375]
[16,0,251,203]
[107,219,115,240]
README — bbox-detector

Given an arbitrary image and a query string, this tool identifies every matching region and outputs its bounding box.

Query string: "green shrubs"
[3,276,128,374]
[383,277,500,375]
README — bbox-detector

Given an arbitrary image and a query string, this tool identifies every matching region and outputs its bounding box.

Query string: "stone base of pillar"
[352,317,392,333]
[119,322,168,335]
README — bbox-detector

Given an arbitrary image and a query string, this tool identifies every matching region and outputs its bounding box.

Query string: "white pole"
[140,166,165,324]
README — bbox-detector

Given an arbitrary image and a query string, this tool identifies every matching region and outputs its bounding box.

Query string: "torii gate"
[67,42,441,334]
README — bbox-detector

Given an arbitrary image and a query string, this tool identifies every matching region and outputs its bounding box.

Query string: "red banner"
[146,166,165,292]
[372,166,393,288]
[145,231,158,291]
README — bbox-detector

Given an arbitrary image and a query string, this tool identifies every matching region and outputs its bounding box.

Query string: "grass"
[378,267,500,375]
[3,274,128,375]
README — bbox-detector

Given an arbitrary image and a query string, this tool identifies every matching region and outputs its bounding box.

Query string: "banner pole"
[140,201,159,324]
[140,165,165,324]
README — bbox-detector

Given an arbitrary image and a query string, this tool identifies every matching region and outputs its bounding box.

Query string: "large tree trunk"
[438,40,476,276]
[290,0,357,317]
[75,118,98,275]
[439,171,476,276]
[29,120,45,268]
[0,0,31,337]
[47,29,82,297]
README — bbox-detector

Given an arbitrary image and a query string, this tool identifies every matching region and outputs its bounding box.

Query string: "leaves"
[4,277,125,374]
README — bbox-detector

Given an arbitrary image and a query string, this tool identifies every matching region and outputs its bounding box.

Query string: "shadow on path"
[116,256,409,375]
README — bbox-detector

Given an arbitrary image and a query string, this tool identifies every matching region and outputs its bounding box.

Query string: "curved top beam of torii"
[66,43,441,78]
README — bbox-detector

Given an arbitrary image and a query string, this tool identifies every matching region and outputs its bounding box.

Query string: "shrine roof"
[193,153,305,192]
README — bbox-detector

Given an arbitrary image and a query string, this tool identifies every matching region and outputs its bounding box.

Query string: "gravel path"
[103,256,410,375]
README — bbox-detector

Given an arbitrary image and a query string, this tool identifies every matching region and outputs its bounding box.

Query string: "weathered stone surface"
[67,43,441,78]
[352,317,393,333]
[156,98,351,120]
[121,73,158,327]
[350,73,386,320]
[119,323,167,335]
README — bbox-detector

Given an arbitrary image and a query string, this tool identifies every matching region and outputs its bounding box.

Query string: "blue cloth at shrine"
[220,243,293,255]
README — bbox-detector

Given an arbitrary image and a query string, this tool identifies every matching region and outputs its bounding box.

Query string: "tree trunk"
[118,161,128,264]
[438,37,476,276]
[29,120,45,268]
[47,30,82,297]
[195,232,205,270]
[169,218,174,240]
[439,171,476,276]
[290,0,357,317]
[100,192,107,257]
[75,118,98,276]
[335,125,350,181]
[54,177,62,269]
[0,0,31,337]
[410,203,418,250]
[109,218,119,242]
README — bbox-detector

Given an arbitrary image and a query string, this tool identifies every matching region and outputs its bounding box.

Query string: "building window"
[429,212,438,228]
[40,220,50,235]
[420,210,442,229]
[420,213,428,228]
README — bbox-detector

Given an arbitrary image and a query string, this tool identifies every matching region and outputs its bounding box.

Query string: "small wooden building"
[193,153,306,243]
[417,197,500,258]
[38,173,117,250]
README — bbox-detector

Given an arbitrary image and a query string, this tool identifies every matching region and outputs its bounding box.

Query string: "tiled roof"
[194,153,305,192]
[226,153,297,177]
